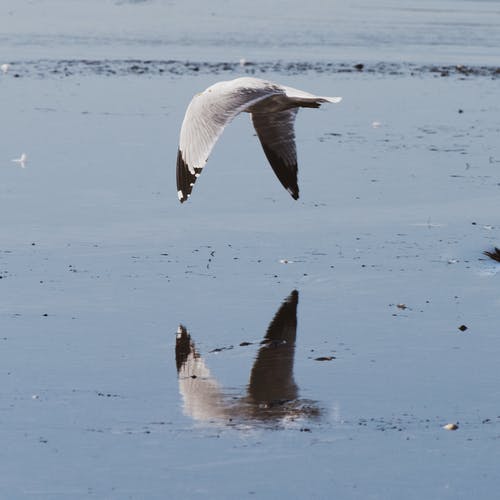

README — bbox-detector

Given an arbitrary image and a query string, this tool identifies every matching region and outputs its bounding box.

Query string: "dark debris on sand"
[5,60,500,80]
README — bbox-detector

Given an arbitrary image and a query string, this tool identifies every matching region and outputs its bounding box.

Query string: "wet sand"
[1,62,499,500]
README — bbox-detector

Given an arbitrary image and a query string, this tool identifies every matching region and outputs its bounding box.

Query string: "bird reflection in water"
[175,290,320,426]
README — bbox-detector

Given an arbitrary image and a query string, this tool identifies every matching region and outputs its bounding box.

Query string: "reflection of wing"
[176,78,283,202]
[252,110,299,200]
[247,290,299,403]
[175,325,228,421]
[175,290,321,426]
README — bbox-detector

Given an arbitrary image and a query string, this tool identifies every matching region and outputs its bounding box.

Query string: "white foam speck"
[12,153,27,168]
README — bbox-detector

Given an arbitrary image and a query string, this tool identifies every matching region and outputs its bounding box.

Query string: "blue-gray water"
[1,1,500,499]
[2,0,500,64]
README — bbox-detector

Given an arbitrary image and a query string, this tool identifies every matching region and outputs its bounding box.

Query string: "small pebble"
[458,324,468,332]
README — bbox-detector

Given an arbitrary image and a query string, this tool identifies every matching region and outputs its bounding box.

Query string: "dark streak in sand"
[5,59,500,79]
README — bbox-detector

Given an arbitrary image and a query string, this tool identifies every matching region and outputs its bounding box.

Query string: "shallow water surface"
[1,0,500,63]
[1,1,500,499]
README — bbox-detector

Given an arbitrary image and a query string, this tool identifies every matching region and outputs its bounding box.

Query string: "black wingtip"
[287,289,299,304]
[175,324,193,372]
[176,149,201,204]
[261,145,300,201]
[483,247,500,262]
[261,289,299,345]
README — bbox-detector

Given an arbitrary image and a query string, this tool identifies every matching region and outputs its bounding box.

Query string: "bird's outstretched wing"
[176,80,282,203]
[251,109,299,200]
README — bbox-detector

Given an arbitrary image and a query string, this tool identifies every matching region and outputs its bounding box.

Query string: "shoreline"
[2,59,500,79]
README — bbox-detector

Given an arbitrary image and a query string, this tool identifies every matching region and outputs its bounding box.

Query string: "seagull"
[1,63,10,74]
[176,77,342,203]
[12,153,27,168]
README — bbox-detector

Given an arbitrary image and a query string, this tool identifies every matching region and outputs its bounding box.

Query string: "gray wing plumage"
[251,109,299,200]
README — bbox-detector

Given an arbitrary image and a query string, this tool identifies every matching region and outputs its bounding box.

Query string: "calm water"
[1,0,500,63]
[1,1,500,499]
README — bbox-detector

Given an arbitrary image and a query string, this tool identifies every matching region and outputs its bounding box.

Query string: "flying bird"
[176,77,342,203]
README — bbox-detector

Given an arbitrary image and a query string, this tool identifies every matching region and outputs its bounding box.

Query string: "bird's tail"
[320,96,342,104]
[290,96,342,108]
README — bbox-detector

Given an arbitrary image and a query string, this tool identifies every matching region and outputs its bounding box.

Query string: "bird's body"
[176,77,341,203]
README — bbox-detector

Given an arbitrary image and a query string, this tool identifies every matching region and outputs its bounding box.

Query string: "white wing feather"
[176,78,283,202]
[179,79,283,171]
